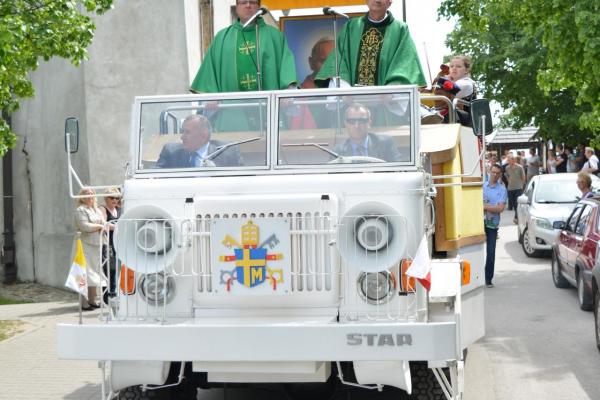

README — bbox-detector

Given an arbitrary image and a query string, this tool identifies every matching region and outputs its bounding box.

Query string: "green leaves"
[0,0,114,156]
[440,0,600,144]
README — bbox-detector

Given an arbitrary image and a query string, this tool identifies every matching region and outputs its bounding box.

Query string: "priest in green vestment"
[315,0,426,88]
[190,0,296,132]
[190,0,297,93]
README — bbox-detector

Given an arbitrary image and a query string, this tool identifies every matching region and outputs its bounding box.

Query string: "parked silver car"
[517,173,600,257]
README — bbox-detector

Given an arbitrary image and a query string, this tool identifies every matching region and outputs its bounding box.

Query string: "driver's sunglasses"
[107,196,120,200]
[345,117,369,125]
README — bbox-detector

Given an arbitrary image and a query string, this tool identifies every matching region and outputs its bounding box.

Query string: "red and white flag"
[406,235,432,290]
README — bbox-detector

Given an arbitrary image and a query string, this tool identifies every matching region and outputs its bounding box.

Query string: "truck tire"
[409,362,447,400]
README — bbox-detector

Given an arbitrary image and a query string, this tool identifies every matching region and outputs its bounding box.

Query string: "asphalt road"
[462,213,600,400]
[198,212,600,400]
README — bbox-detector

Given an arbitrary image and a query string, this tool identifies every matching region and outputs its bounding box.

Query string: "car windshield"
[535,176,600,203]
[136,87,417,173]
[277,91,414,166]
[138,97,269,171]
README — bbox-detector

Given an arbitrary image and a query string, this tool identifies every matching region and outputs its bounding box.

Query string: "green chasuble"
[315,12,426,87]
[190,19,297,93]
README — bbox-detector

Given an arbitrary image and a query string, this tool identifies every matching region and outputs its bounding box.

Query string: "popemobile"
[57,83,493,399]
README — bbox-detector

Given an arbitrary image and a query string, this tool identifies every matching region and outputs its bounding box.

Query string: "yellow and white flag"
[64,238,88,299]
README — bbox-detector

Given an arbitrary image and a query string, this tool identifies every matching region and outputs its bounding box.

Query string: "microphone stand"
[324,9,343,135]
[242,8,267,135]
[255,22,262,91]
[332,15,340,89]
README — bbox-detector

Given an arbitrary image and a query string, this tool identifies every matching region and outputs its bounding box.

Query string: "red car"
[552,198,600,311]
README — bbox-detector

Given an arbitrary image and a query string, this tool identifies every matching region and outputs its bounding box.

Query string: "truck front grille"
[195,212,338,294]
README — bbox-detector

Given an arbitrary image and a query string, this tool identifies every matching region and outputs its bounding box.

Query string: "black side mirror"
[470,99,493,136]
[64,117,79,154]
[553,221,566,230]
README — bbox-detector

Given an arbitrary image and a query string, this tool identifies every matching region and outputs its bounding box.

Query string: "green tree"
[0,0,113,155]
[439,0,599,145]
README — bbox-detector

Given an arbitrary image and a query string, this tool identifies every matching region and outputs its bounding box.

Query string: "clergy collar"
[365,11,394,27]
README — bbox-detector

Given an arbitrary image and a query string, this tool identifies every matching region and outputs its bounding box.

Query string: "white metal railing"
[96,213,425,323]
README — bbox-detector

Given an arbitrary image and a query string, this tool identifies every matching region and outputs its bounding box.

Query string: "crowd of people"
[487,145,599,182]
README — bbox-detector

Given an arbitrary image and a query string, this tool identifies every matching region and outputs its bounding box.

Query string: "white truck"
[58,85,492,400]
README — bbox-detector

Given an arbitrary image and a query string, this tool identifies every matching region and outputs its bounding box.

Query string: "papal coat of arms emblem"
[211,218,291,294]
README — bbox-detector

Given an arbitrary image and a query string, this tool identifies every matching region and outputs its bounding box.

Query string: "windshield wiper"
[537,200,579,204]
[282,142,340,158]
[201,137,260,166]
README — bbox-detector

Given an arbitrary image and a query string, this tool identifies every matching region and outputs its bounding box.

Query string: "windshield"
[138,97,268,171]
[277,92,413,166]
[136,87,417,173]
[535,176,600,203]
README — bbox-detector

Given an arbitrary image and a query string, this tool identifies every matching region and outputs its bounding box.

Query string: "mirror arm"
[65,122,122,199]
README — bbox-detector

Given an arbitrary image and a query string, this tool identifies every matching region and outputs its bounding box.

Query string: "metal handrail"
[420,95,455,124]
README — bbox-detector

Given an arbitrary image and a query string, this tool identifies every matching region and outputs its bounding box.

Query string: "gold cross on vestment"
[239,42,256,56]
[240,74,257,90]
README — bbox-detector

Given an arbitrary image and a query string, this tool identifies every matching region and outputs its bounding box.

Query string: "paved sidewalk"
[0,300,102,400]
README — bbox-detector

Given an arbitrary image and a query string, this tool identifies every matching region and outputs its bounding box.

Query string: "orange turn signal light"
[119,264,136,295]
[400,259,416,293]
[461,260,471,286]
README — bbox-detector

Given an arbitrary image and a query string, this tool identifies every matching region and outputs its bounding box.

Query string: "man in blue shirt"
[483,163,507,287]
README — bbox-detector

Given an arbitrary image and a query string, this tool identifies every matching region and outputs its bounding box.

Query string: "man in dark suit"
[156,114,243,168]
[333,103,402,162]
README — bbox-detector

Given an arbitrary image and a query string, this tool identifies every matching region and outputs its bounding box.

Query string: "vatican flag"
[64,238,88,299]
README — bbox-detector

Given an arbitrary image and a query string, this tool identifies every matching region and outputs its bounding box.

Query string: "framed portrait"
[279,13,364,85]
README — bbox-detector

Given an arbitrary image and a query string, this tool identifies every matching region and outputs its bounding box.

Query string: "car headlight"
[139,273,175,305]
[532,217,552,230]
[357,271,395,305]
[355,216,392,252]
[136,220,172,254]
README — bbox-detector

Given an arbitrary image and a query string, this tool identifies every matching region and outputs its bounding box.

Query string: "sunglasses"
[237,0,259,5]
[107,196,120,200]
[345,117,369,124]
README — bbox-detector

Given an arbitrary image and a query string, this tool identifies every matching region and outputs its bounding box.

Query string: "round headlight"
[356,217,391,252]
[357,271,394,305]
[136,220,172,254]
[139,273,175,305]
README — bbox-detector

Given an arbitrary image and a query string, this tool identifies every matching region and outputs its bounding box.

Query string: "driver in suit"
[333,103,402,162]
[157,114,243,168]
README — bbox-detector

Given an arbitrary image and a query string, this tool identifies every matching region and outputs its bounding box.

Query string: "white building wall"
[9,0,196,287]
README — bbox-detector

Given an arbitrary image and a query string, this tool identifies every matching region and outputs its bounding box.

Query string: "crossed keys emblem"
[218,220,284,291]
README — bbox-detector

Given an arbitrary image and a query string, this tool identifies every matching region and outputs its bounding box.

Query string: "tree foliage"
[439,0,600,145]
[0,0,113,155]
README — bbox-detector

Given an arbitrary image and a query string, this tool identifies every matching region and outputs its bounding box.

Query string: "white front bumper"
[57,317,458,362]
[530,226,560,250]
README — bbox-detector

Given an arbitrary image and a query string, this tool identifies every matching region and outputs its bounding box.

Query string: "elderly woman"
[577,172,594,200]
[74,187,107,310]
[100,187,121,303]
